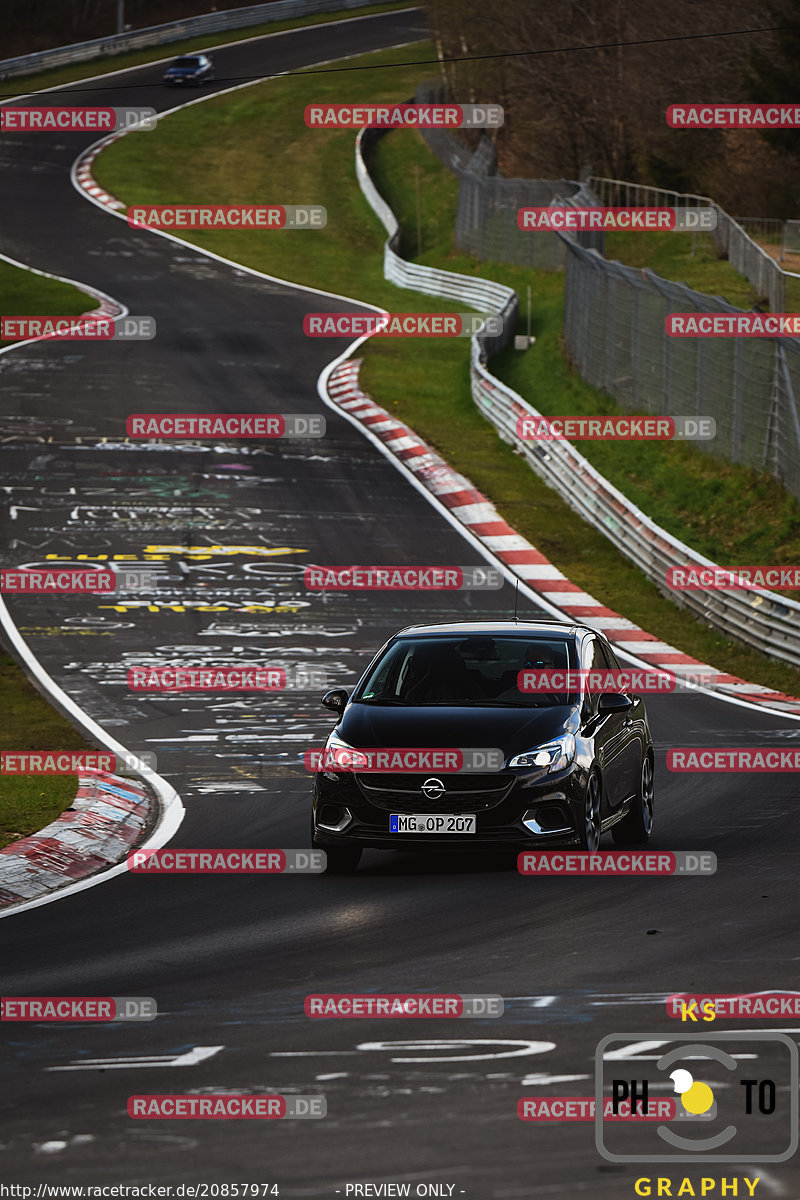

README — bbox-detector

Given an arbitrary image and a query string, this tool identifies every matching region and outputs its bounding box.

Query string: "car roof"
[393,620,590,639]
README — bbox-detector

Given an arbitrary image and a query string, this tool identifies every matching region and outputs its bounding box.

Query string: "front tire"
[612,754,654,845]
[577,771,602,851]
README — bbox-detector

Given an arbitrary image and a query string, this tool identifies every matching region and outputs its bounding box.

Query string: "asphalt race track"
[1,8,800,1195]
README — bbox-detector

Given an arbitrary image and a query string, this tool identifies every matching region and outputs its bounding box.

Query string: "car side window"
[582,637,607,678]
[598,640,618,669]
[581,638,604,715]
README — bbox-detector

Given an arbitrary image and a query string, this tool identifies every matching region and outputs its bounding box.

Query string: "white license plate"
[390,813,476,834]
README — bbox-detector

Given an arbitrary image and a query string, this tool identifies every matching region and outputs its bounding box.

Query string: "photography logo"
[595,1032,798,1162]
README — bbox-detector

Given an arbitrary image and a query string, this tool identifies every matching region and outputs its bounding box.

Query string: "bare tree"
[424,0,787,211]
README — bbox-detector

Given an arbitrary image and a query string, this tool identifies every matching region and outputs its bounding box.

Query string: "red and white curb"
[73,135,126,211]
[326,357,800,717]
[0,770,150,908]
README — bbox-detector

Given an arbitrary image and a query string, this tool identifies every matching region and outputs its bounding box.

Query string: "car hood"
[165,66,199,75]
[337,702,576,760]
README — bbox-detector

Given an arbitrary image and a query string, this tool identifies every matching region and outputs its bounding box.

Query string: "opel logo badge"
[422,777,445,801]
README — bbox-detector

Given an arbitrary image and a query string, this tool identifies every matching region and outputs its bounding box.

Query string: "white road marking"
[273,1040,557,1064]
[47,1045,223,1071]
[504,996,558,1007]
[745,1167,786,1195]
[520,1073,589,1085]
[356,1039,557,1063]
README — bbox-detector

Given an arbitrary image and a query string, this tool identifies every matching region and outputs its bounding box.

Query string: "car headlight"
[509,733,575,771]
[320,731,360,779]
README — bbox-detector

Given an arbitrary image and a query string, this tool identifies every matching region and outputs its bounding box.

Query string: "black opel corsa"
[311,620,655,872]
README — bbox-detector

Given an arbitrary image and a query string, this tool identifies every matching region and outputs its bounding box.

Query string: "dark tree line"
[425,0,800,217]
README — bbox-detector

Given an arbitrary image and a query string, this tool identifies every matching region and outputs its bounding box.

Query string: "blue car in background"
[162,54,215,86]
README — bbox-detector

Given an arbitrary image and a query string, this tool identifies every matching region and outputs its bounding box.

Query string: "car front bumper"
[312,765,588,851]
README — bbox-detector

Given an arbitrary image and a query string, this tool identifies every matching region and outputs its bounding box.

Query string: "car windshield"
[173,57,201,67]
[355,635,579,707]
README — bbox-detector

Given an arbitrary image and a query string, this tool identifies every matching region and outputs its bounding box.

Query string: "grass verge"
[0,260,99,347]
[94,41,800,698]
[0,653,92,849]
[605,229,800,313]
[604,230,760,309]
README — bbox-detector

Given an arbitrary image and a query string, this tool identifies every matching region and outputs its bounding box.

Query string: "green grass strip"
[0,260,98,347]
[0,654,94,849]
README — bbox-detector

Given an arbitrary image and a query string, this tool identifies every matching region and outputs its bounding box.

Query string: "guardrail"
[357,126,518,360]
[0,0,389,80]
[470,360,800,669]
[355,127,800,669]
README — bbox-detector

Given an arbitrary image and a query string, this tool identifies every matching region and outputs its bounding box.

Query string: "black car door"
[601,639,644,800]
[581,636,631,810]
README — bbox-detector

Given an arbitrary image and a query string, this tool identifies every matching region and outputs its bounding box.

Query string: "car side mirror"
[598,692,633,712]
[321,688,349,716]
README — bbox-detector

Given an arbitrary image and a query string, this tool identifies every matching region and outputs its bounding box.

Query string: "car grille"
[356,772,515,813]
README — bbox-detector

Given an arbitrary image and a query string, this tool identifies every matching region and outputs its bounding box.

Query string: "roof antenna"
[513,577,520,623]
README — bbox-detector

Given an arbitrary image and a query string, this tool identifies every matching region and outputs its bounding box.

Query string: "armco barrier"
[470,359,800,669]
[357,126,518,361]
[355,128,800,670]
[0,0,390,80]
